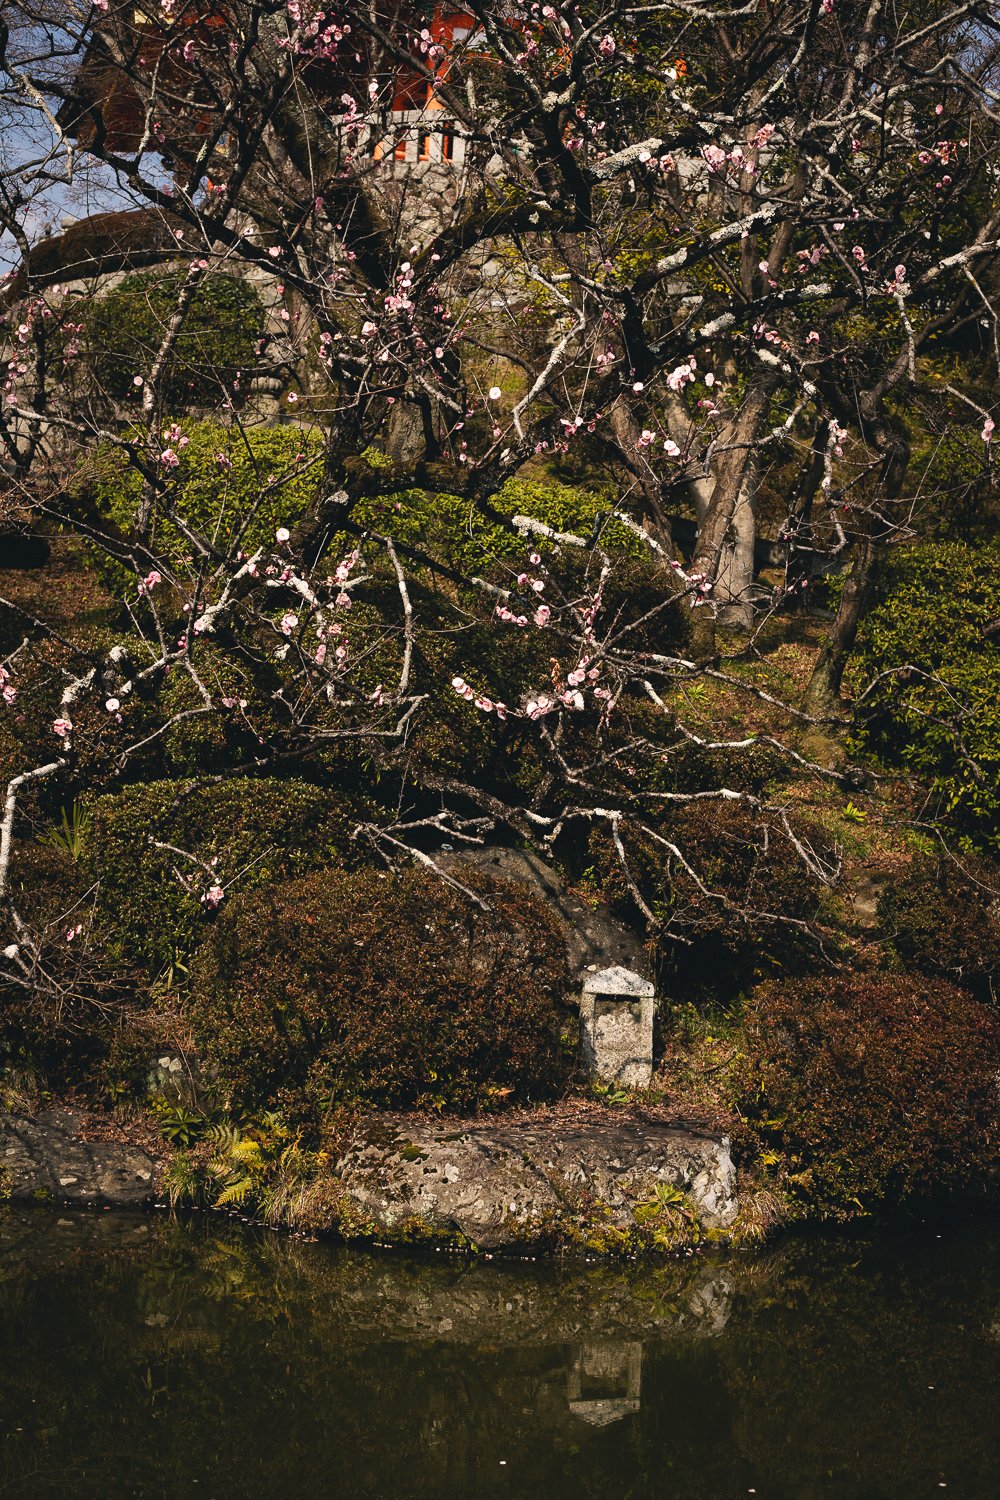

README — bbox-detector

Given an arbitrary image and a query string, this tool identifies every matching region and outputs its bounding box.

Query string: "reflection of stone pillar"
[580,966,656,1089]
[566,1341,643,1426]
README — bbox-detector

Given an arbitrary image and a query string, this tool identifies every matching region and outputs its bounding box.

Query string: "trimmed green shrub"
[83,778,360,974]
[878,852,1000,1004]
[190,865,570,1116]
[854,541,1000,848]
[1,841,141,1089]
[81,419,322,583]
[743,972,1000,1219]
[84,270,264,404]
[355,475,646,579]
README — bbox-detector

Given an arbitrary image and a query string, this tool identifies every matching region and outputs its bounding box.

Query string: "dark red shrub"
[878,853,1000,1004]
[190,865,570,1117]
[591,801,833,1003]
[742,973,1000,1219]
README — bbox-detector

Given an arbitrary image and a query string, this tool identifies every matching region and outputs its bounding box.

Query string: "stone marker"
[579,965,656,1089]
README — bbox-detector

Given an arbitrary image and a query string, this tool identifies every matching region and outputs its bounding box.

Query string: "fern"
[216,1176,255,1208]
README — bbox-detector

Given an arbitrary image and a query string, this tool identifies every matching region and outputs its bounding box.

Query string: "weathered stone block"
[579,966,656,1089]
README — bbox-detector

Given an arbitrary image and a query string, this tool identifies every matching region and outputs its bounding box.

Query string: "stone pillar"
[579,966,656,1089]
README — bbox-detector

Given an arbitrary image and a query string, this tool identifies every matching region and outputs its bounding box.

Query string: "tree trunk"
[801,532,887,718]
[715,448,762,631]
[688,375,777,655]
[802,402,909,717]
[783,419,830,605]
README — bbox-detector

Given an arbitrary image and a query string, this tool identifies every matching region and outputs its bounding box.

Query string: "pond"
[1,1208,998,1499]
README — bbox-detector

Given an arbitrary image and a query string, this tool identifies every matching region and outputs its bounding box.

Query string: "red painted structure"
[58,5,477,162]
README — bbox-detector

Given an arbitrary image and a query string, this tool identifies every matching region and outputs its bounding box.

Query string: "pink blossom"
[599,35,616,57]
[280,611,299,636]
[201,884,225,908]
[982,417,995,444]
[275,526,291,544]
[533,605,551,628]
[160,447,180,468]
[52,717,72,737]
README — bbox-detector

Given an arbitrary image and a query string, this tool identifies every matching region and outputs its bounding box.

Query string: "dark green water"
[1,1209,998,1499]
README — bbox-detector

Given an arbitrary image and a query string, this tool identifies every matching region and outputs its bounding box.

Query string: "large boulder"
[334,1116,737,1253]
[438,848,650,980]
[0,1109,157,1208]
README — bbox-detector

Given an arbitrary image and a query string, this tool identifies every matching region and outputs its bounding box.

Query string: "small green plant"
[201,1114,327,1224]
[591,1079,630,1107]
[40,804,92,861]
[841,801,869,823]
[151,946,192,996]
[632,1182,702,1247]
[153,1101,205,1149]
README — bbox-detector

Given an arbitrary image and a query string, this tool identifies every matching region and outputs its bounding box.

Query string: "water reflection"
[567,1341,643,1426]
[0,1208,997,1498]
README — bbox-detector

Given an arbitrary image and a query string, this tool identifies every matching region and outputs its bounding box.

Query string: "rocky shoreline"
[1,1107,738,1256]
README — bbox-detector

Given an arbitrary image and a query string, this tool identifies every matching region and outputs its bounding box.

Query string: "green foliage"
[742,972,1000,1220]
[39,803,92,861]
[153,1100,206,1149]
[164,1113,331,1226]
[84,271,264,404]
[189,865,570,1117]
[355,475,644,578]
[81,419,322,585]
[877,853,1000,1005]
[83,777,361,975]
[0,844,140,1086]
[854,541,1000,848]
